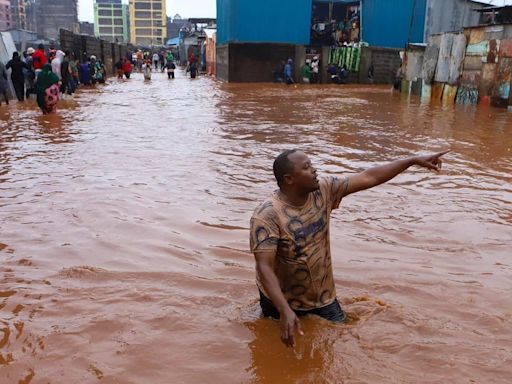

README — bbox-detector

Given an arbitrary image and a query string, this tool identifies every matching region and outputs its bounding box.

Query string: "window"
[99,18,112,25]
[99,26,113,34]
[134,2,151,9]
[98,10,112,16]
[136,28,152,35]
[113,10,122,16]
[152,2,161,10]
[113,18,123,25]
[135,11,150,18]
[135,20,151,27]
[152,12,161,18]
[114,27,124,34]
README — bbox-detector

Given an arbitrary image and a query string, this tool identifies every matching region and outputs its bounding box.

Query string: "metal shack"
[216,0,490,82]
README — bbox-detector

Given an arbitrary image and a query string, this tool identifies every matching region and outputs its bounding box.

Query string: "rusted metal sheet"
[463,56,483,71]
[421,80,431,102]
[480,63,497,96]
[434,33,454,83]
[431,82,445,101]
[422,35,441,84]
[494,57,511,100]
[449,34,467,85]
[487,39,500,64]
[485,25,505,40]
[466,41,488,56]
[461,70,482,88]
[469,28,485,44]
[442,85,458,104]
[405,50,424,81]
[499,39,512,58]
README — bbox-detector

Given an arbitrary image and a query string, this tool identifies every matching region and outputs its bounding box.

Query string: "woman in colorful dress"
[35,64,60,114]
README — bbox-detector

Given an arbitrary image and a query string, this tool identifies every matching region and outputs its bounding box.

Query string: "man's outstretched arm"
[344,150,449,197]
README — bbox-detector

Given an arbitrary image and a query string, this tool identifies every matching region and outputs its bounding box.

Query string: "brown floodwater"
[1,70,511,383]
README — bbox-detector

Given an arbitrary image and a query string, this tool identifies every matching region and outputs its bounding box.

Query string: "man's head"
[273,150,319,193]
[37,44,44,50]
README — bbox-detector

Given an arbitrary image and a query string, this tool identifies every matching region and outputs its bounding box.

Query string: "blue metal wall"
[362,0,427,48]
[217,0,313,45]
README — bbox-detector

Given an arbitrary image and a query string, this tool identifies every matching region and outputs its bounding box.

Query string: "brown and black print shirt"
[250,176,349,311]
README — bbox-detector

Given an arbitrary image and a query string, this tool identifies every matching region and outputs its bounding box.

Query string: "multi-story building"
[80,21,95,36]
[129,0,166,46]
[0,0,11,30]
[9,0,26,29]
[35,0,78,40]
[94,0,128,43]
[166,13,188,40]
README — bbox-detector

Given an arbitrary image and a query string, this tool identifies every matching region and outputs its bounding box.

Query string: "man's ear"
[283,173,293,186]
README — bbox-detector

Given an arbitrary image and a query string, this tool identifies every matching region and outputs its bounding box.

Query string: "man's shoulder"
[252,195,280,222]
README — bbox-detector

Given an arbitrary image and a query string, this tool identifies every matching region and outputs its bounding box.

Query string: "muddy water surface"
[1,71,511,383]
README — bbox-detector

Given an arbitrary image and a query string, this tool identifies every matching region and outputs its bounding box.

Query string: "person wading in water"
[250,149,449,347]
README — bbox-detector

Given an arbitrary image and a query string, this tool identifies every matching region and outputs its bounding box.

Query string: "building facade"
[94,0,128,43]
[80,21,95,35]
[9,0,27,29]
[166,13,188,40]
[35,0,78,40]
[0,0,10,30]
[129,0,166,46]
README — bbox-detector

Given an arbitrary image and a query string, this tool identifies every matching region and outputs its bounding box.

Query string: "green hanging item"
[354,47,361,72]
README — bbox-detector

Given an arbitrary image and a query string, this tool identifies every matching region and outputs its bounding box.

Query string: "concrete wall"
[359,46,402,84]
[216,43,296,82]
[424,0,484,39]
[60,28,127,75]
[216,45,229,81]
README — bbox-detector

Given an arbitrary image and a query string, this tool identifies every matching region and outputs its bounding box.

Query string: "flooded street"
[1,70,511,383]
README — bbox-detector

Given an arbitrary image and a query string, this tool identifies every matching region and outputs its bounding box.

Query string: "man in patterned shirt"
[250,149,449,347]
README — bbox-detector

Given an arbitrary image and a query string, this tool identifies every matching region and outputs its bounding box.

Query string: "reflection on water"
[1,71,511,383]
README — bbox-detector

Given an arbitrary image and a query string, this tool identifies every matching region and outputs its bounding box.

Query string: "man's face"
[286,151,319,192]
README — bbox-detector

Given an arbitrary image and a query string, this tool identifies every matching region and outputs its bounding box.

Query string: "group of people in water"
[0,44,108,114]
[273,56,348,85]
[0,45,201,115]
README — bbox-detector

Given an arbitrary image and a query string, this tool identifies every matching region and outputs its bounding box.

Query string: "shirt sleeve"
[250,216,279,254]
[325,176,349,210]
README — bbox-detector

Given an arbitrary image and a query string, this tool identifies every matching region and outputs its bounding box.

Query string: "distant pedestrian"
[284,58,294,85]
[114,58,124,79]
[51,50,65,80]
[311,56,320,84]
[122,57,132,79]
[143,61,152,80]
[302,59,311,83]
[159,52,165,72]
[35,64,60,114]
[60,51,72,96]
[24,47,36,98]
[188,61,197,79]
[79,59,91,86]
[0,62,9,106]
[153,52,159,70]
[6,52,30,101]
[166,60,176,79]
[32,44,47,78]
[69,53,79,92]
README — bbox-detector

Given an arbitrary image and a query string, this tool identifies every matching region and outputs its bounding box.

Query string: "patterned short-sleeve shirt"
[250,176,349,311]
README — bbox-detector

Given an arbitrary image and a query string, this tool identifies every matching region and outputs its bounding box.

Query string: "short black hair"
[273,149,299,187]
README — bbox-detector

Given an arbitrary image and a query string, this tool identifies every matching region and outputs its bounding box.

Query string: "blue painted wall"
[217,0,428,48]
[362,0,427,48]
[217,0,313,45]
